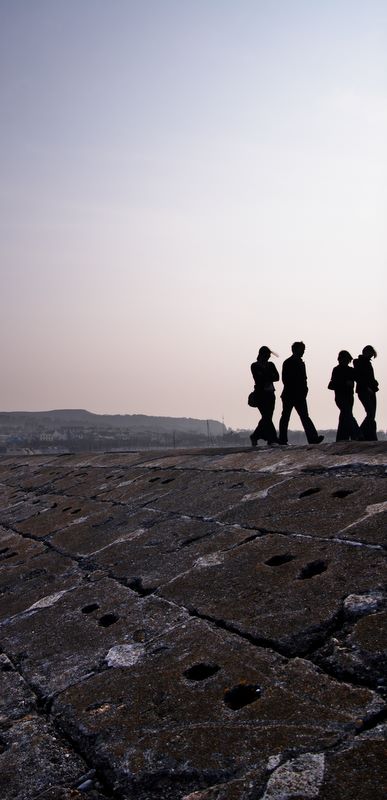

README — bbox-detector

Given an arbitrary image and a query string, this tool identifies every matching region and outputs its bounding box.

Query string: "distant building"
[39,430,67,442]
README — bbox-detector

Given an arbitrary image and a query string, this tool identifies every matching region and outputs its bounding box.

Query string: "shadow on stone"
[298,560,328,580]
[224,683,261,710]
[184,663,220,681]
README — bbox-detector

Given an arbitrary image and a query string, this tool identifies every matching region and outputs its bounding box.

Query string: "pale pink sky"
[1,1,386,430]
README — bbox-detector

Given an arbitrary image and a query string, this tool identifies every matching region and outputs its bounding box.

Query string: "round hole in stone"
[98,613,119,627]
[71,508,82,515]
[298,559,328,580]
[149,477,160,483]
[81,603,100,615]
[299,487,321,499]
[332,489,354,499]
[0,659,13,673]
[184,663,220,681]
[265,553,295,567]
[161,477,175,484]
[224,683,261,710]
[133,629,146,643]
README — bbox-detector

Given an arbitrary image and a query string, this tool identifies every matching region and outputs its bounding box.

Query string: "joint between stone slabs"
[254,526,386,552]
[179,602,387,703]
[0,521,100,575]
[19,468,78,494]
[182,605,291,660]
[353,707,387,735]
[50,717,116,799]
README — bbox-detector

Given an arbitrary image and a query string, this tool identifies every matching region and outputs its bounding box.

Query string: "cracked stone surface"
[0,443,386,799]
[1,579,187,697]
[159,531,386,654]
[0,659,92,800]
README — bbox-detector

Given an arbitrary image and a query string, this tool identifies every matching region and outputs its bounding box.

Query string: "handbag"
[248,390,259,408]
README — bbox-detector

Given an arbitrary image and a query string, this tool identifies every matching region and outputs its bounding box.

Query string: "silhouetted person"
[328,351,360,441]
[250,346,280,446]
[353,345,379,441]
[278,342,324,445]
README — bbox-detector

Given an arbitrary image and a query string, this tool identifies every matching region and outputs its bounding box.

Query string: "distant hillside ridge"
[0,410,226,436]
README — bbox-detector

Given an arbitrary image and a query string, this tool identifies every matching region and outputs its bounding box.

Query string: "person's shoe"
[250,435,257,448]
[312,435,324,444]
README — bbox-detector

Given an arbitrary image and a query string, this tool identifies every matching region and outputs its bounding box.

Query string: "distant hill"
[0,410,226,436]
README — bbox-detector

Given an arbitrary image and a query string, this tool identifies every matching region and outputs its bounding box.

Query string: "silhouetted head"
[362,345,377,359]
[257,345,271,362]
[338,350,352,365]
[291,341,305,357]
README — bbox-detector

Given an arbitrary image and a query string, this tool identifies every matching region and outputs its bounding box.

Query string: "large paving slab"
[159,532,386,654]
[0,655,100,800]
[218,473,387,543]
[87,516,252,593]
[1,579,188,698]
[0,528,81,621]
[180,729,387,800]
[0,444,386,799]
[48,508,168,558]
[51,618,384,799]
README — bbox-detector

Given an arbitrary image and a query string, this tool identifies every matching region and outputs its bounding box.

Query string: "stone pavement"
[0,442,386,799]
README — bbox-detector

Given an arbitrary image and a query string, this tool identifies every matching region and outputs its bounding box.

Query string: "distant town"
[0,410,221,453]
[0,410,386,454]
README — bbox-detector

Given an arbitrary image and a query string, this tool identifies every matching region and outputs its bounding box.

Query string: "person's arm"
[281,359,290,387]
[299,361,308,395]
[370,366,379,392]
[346,367,355,388]
[328,367,336,390]
[251,361,265,388]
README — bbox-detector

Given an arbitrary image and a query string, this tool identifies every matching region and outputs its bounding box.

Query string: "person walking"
[328,350,360,441]
[353,345,379,441]
[250,346,280,447]
[278,342,324,445]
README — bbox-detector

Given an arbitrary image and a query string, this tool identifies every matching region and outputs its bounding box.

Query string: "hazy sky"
[1,1,386,431]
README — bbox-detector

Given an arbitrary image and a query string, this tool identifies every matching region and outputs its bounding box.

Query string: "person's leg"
[251,394,265,445]
[358,391,369,437]
[336,402,347,441]
[294,398,322,444]
[279,397,292,444]
[336,397,350,441]
[358,391,377,440]
[250,419,261,446]
[260,393,278,444]
[347,397,361,440]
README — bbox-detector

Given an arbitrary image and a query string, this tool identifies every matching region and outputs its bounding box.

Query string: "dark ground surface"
[0,442,386,799]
